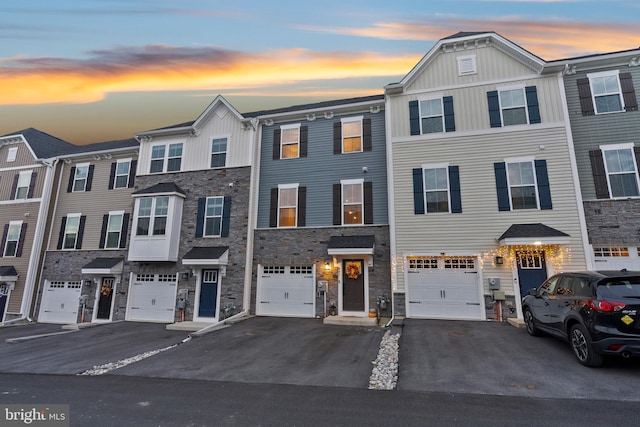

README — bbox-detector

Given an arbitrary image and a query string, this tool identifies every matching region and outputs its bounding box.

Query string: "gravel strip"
[368,329,400,390]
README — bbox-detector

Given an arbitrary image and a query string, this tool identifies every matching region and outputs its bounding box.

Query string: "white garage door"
[406,256,483,320]
[39,280,82,324]
[127,273,177,323]
[592,246,640,270]
[258,265,315,318]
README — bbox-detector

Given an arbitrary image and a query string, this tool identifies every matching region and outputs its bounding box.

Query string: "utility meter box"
[493,290,506,301]
[317,281,327,293]
[488,278,501,290]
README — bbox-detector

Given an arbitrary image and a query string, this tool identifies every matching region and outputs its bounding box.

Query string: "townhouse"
[548,48,640,270]
[0,128,75,322]
[384,32,589,321]
[34,138,139,324]
[246,96,391,322]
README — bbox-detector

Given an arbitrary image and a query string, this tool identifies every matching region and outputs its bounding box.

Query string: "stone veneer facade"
[583,199,640,245]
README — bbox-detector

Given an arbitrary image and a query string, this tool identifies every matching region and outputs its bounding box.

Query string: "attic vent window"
[457,55,476,76]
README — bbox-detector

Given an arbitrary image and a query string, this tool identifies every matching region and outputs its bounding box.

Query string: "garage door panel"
[258,265,314,318]
[39,281,82,324]
[127,275,177,323]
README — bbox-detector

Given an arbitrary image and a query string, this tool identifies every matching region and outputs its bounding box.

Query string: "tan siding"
[0,142,35,168]
[0,166,46,201]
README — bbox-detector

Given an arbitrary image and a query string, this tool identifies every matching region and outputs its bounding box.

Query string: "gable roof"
[65,137,139,156]
[0,128,76,159]
[132,182,186,196]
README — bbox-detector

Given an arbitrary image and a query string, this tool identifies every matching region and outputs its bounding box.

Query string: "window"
[420,99,444,134]
[409,97,455,135]
[423,166,450,213]
[280,125,300,159]
[487,86,540,127]
[589,71,623,114]
[153,197,169,235]
[150,143,182,173]
[602,146,639,198]
[594,247,629,257]
[73,164,89,192]
[3,221,22,257]
[342,117,362,153]
[278,185,298,227]
[113,160,131,189]
[342,180,363,225]
[15,171,32,200]
[63,214,81,249]
[413,166,462,215]
[135,196,169,236]
[6,147,18,162]
[211,138,227,168]
[500,88,527,126]
[204,196,224,236]
[136,198,152,236]
[167,143,182,171]
[507,161,538,209]
[150,146,165,173]
[105,212,123,249]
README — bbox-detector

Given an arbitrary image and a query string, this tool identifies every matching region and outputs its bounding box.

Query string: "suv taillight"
[586,300,626,312]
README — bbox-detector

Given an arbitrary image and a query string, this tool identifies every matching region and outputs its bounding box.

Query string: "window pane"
[211,153,226,168]
[281,143,298,159]
[153,217,166,235]
[150,159,164,173]
[16,187,28,199]
[424,168,447,190]
[136,218,150,236]
[138,198,153,216]
[116,161,130,175]
[4,241,17,257]
[508,162,534,185]
[343,205,362,224]
[502,107,527,126]
[115,175,129,188]
[420,99,442,116]
[167,158,181,171]
[279,188,296,207]
[595,95,622,113]
[604,149,634,173]
[421,117,443,133]
[66,216,80,233]
[511,186,537,209]
[151,146,165,159]
[7,225,20,240]
[206,197,224,216]
[108,214,123,232]
[609,173,640,197]
[279,207,296,227]
[205,217,222,236]
[343,184,362,204]
[106,231,120,248]
[343,136,362,152]
[168,143,182,157]
[155,197,169,215]
[426,191,449,213]
[343,121,361,137]
[281,128,299,144]
[500,89,525,108]
[75,166,88,179]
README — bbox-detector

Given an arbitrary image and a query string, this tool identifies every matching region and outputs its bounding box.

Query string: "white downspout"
[384,93,398,328]
[243,118,261,312]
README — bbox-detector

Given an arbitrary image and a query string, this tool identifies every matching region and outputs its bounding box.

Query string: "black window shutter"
[443,96,456,132]
[0,224,8,256]
[333,184,342,225]
[221,196,231,237]
[119,213,130,248]
[99,214,109,248]
[15,223,27,257]
[27,172,37,198]
[85,165,95,191]
[297,186,306,227]
[76,216,86,249]
[535,160,552,210]
[128,160,137,188]
[409,100,420,135]
[620,73,638,111]
[195,197,206,237]
[10,174,19,199]
[448,166,462,213]
[364,181,373,224]
[525,86,541,124]
[333,122,342,154]
[363,118,372,151]
[273,129,281,160]
[634,147,640,178]
[577,78,595,116]
[412,168,425,215]
[589,150,609,199]
[494,163,511,211]
[57,217,67,249]
[269,188,278,228]
[487,91,502,128]
[108,163,116,190]
[67,167,76,192]
[299,126,308,158]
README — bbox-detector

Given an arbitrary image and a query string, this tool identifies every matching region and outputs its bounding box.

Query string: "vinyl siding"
[0,166,46,201]
[0,142,35,168]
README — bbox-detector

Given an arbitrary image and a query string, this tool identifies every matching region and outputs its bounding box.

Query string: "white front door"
[39,280,82,324]
[257,265,315,317]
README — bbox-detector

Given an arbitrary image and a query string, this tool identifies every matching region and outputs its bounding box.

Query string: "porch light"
[325,262,331,271]
[495,256,504,265]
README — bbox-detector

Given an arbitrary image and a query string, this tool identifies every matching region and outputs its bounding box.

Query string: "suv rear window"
[597,277,640,298]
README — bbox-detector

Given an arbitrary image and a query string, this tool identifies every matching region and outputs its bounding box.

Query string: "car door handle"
[544,301,550,306]
[563,301,571,306]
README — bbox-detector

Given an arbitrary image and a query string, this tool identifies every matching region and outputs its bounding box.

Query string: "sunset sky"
[2,0,639,145]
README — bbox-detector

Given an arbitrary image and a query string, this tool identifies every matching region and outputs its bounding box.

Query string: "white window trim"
[15,170,32,200]
[167,143,183,172]
[203,196,224,237]
[113,159,131,189]
[417,96,445,135]
[104,211,125,249]
[210,135,229,169]
[3,220,22,257]
[504,158,540,210]
[64,213,82,250]
[421,163,451,214]
[457,54,477,76]
[599,143,640,199]
[6,146,18,162]
[497,86,529,126]
[587,70,623,115]
[73,163,90,192]
[277,183,299,228]
[341,116,364,154]
[280,124,301,159]
[149,142,184,173]
[340,178,364,225]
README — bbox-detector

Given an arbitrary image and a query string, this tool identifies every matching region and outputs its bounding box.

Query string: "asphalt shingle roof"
[133,182,186,196]
[183,246,229,260]
[498,223,569,241]
[2,128,77,158]
[82,258,124,270]
[327,235,375,249]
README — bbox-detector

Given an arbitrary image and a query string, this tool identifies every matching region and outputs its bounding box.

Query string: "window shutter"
[57,217,67,250]
[195,197,206,237]
[443,96,456,132]
[620,73,638,111]
[634,147,640,178]
[27,172,37,198]
[494,163,511,211]
[273,129,281,160]
[448,166,462,213]
[589,150,609,199]
[364,181,373,224]
[297,186,306,227]
[269,188,278,228]
[0,224,8,256]
[10,174,19,199]
[67,167,76,192]
[333,183,342,225]
[333,122,342,154]
[487,91,502,128]
[409,100,420,135]
[15,223,27,257]
[299,126,308,158]
[363,118,372,151]
[128,160,137,188]
[535,160,552,210]
[221,196,231,237]
[99,214,109,248]
[85,165,95,191]
[525,86,541,124]
[412,168,425,215]
[577,78,595,116]
[76,216,86,249]
[119,213,130,248]
[108,163,116,190]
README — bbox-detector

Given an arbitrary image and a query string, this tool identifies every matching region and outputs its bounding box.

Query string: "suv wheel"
[524,308,541,336]
[570,324,604,367]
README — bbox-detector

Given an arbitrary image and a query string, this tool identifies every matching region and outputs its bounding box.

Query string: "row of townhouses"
[1,32,639,328]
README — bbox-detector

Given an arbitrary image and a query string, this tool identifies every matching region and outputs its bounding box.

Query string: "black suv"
[522,270,640,367]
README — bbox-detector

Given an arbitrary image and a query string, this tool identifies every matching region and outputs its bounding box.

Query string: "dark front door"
[343,259,365,312]
[0,283,8,320]
[517,250,548,298]
[97,277,114,320]
[199,269,218,318]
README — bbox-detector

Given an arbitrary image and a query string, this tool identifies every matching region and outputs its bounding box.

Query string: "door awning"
[498,223,570,246]
[81,258,124,275]
[182,246,229,266]
[327,235,375,255]
[0,266,18,282]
